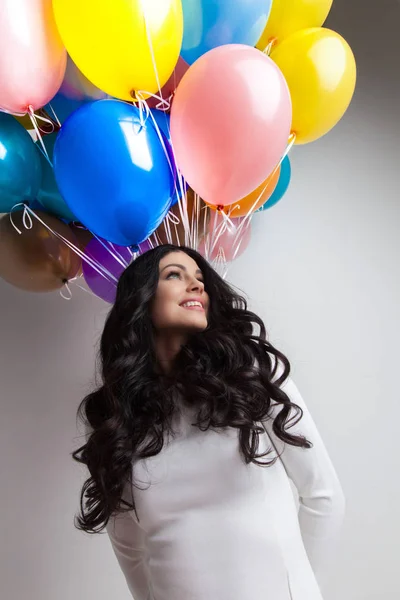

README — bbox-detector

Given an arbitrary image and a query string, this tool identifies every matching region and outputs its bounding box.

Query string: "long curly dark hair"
[72,244,312,534]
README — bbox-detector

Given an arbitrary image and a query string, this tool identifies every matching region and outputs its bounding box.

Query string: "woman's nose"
[188,278,204,293]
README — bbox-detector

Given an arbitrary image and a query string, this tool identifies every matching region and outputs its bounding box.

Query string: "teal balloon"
[35,133,76,222]
[258,156,291,212]
[0,113,42,213]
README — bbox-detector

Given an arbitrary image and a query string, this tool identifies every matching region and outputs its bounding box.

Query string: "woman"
[73,244,345,600]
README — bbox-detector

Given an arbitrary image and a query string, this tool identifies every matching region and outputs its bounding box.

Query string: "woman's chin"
[181,314,208,332]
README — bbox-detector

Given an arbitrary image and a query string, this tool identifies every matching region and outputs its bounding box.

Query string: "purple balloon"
[82,238,132,303]
[138,239,152,254]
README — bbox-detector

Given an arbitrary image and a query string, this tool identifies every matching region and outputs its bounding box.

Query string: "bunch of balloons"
[0,0,356,301]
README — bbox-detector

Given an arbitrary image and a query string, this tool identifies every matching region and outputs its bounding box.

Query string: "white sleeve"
[263,358,346,591]
[83,422,152,600]
[106,508,152,600]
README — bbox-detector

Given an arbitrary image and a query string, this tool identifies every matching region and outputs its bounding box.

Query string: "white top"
[103,359,345,600]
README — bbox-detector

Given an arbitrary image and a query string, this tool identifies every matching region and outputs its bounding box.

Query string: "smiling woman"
[72,244,345,600]
[151,253,210,362]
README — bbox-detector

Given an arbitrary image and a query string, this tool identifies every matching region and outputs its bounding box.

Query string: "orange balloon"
[206,166,280,217]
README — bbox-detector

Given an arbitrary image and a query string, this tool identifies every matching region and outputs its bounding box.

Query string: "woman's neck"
[154,331,188,375]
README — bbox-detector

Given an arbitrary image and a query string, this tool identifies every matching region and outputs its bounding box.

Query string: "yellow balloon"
[271,28,356,145]
[53,0,183,101]
[256,0,333,50]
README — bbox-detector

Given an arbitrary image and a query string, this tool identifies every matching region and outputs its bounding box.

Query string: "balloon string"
[130,13,190,249]
[139,0,165,108]
[166,211,180,226]
[230,219,251,262]
[91,232,130,269]
[45,103,62,128]
[226,133,296,263]
[192,192,204,250]
[163,209,181,245]
[36,143,53,167]
[141,102,191,247]
[201,201,209,251]
[129,12,190,250]
[109,242,131,267]
[23,207,33,230]
[212,247,228,276]
[141,101,176,185]
[206,133,296,265]
[60,281,73,300]
[135,89,171,112]
[135,93,149,128]
[235,132,296,233]
[162,213,173,244]
[221,264,229,280]
[149,232,161,248]
[28,106,58,131]
[207,210,236,259]
[27,106,52,165]
[72,277,105,299]
[263,38,277,56]
[9,204,119,284]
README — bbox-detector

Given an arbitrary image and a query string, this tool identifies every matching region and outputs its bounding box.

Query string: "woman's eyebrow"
[160,263,203,276]
[160,263,186,273]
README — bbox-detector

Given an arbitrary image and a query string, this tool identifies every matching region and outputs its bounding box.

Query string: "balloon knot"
[216,205,224,212]
[130,244,140,253]
[72,221,87,230]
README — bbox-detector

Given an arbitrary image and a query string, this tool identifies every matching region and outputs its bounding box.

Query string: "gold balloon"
[0,210,81,292]
[68,223,94,277]
[13,114,33,129]
[155,189,209,246]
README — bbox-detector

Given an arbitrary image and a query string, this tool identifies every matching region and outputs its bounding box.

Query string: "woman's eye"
[166,271,181,280]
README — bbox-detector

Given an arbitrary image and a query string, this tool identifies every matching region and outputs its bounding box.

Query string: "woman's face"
[151,251,209,333]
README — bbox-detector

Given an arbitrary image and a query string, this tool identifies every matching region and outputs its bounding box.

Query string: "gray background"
[1,0,399,598]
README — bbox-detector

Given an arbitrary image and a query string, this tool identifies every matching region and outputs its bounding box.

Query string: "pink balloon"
[170,44,292,207]
[200,215,252,262]
[0,0,67,114]
[147,57,189,109]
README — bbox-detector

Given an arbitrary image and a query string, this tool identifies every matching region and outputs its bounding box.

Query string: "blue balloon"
[181,0,272,65]
[35,133,76,222]
[150,109,171,142]
[258,156,292,212]
[53,100,174,246]
[0,113,42,212]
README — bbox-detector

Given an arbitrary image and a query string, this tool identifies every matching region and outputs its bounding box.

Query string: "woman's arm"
[106,508,152,600]
[264,358,346,591]
[83,424,152,600]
